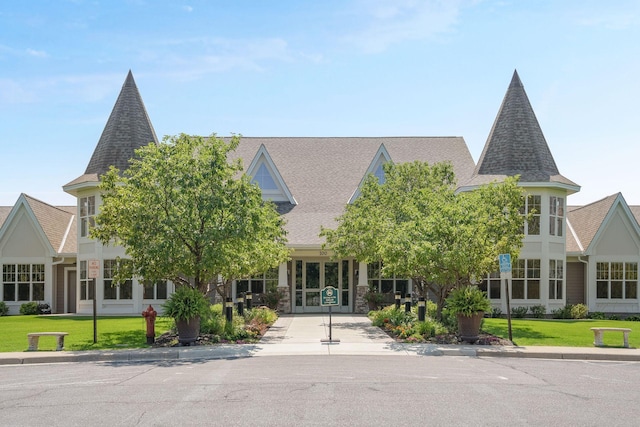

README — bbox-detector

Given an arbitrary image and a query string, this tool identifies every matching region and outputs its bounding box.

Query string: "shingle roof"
[229,137,475,246]
[84,71,158,177]
[23,195,76,254]
[0,206,11,229]
[467,70,578,189]
[566,193,619,252]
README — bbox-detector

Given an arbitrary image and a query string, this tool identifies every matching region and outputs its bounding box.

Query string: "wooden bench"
[27,332,69,351]
[590,327,631,348]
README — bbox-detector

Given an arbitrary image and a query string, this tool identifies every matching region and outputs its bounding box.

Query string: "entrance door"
[293,259,352,313]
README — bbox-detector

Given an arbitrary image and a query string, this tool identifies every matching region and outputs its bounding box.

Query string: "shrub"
[37,303,51,314]
[608,314,620,321]
[414,319,447,338]
[200,303,226,335]
[0,301,8,316]
[552,305,573,319]
[490,307,503,318]
[511,306,528,318]
[625,315,640,322]
[262,288,284,310]
[245,306,278,325]
[570,304,588,319]
[440,308,458,333]
[20,302,39,315]
[588,311,606,320]
[529,305,546,319]
[370,305,416,328]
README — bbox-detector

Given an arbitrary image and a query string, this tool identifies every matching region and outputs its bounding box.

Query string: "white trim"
[246,144,297,205]
[566,218,584,252]
[348,143,392,204]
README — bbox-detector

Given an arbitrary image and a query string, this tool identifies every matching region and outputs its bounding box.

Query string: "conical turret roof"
[464,70,579,192]
[84,70,158,176]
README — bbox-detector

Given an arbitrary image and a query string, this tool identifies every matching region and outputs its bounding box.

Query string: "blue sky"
[1,0,639,206]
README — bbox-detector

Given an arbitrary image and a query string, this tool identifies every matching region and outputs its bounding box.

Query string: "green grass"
[0,315,173,352]
[483,318,640,348]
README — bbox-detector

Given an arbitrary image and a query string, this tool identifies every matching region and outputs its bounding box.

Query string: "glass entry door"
[294,259,352,313]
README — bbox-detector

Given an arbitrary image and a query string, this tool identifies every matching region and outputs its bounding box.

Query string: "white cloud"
[343,0,465,53]
[138,37,296,80]
[183,5,193,13]
[26,48,49,58]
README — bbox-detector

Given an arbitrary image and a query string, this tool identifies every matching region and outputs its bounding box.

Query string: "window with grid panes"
[512,259,540,299]
[549,196,564,237]
[596,262,638,299]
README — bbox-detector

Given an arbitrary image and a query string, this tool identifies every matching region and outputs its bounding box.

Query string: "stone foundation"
[277,286,291,314]
[355,285,369,314]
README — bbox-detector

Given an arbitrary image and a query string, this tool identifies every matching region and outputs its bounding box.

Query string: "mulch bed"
[410,332,514,346]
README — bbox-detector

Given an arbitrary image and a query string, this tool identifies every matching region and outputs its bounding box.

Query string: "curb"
[2,343,640,365]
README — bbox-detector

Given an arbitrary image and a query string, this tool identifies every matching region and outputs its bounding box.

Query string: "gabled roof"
[0,194,76,255]
[566,193,640,254]
[465,70,579,192]
[230,137,475,246]
[84,70,158,177]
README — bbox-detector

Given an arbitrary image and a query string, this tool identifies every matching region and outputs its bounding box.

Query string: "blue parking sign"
[499,254,512,273]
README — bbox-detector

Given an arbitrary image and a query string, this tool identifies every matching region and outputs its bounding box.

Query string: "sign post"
[499,254,513,342]
[88,259,100,344]
[320,286,340,343]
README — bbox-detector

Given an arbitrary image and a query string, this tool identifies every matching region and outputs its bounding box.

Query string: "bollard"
[225,297,233,322]
[142,305,157,345]
[418,297,426,321]
[395,291,402,309]
[246,292,253,310]
[237,294,244,316]
[404,293,412,313]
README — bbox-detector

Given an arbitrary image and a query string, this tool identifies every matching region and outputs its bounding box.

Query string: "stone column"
[355,261,369,314]
[277,262,291,314]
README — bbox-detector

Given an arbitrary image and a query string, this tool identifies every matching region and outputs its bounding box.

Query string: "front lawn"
[482,318,640,348]
[0,315,174,352]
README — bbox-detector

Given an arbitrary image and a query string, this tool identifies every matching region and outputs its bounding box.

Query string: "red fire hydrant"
[142,305,157,345]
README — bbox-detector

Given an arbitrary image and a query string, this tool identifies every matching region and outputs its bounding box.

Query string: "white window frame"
[549,259,564,299]
[596,261,638,300]
[521,195,541,236]
[512,259,541,300]
[549,196,564,237]
[80,196,96,238]
[2,263,45,302]
[103,259,133,300]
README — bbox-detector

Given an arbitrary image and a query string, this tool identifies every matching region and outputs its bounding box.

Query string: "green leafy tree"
[91,133,291,297]
[321,161,525,319]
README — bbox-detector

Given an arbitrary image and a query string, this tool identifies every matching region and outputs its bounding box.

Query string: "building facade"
[2,70,639,316]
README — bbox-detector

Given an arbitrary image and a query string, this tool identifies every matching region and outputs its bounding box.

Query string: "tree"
[91,133,291,297]
[320,161,526,318]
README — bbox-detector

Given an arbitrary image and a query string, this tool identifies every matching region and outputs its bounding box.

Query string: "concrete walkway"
[2,314,640,365]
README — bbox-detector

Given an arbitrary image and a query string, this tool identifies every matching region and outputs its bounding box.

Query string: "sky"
[1,0,639,207]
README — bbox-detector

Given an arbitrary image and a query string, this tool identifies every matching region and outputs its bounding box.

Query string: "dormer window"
[246,145,296,204]
[253,163,278,191]
[374,162,385,184]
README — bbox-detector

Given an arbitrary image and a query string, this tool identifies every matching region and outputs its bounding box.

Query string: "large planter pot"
[457,312,484,343]
[175,317,200,346]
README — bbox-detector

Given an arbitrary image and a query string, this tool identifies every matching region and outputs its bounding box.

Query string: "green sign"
[321,286,339,306]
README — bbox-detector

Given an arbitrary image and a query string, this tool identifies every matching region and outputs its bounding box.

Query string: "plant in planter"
[445,285,491,343]
[162,286,210,345]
